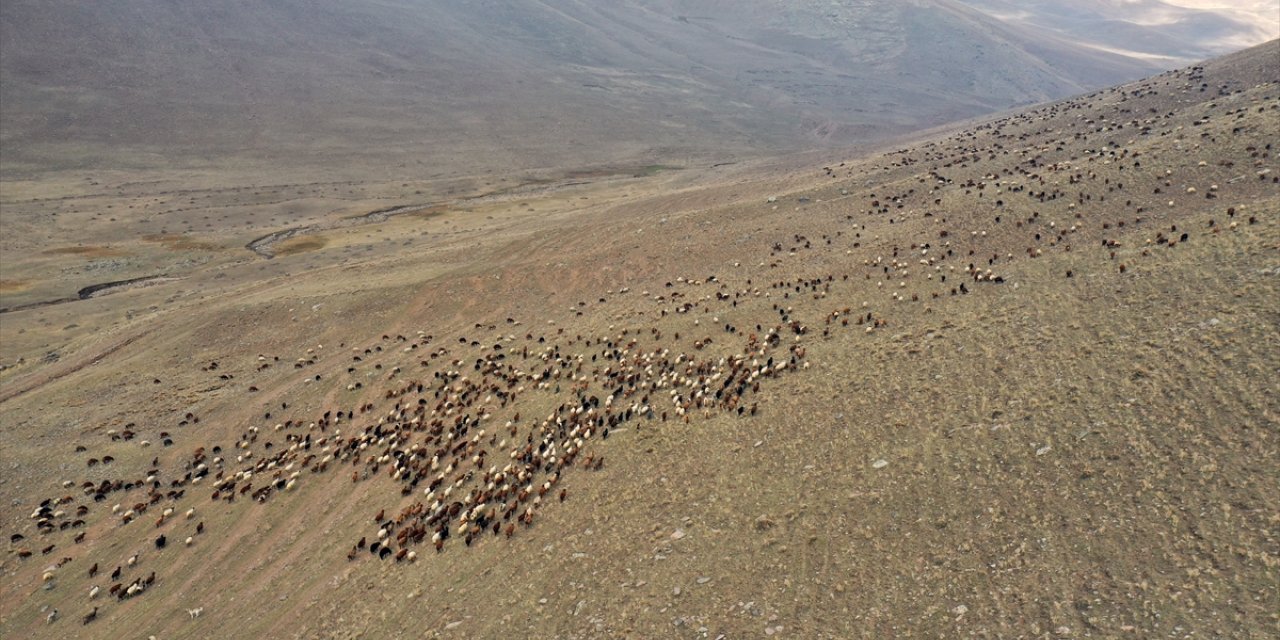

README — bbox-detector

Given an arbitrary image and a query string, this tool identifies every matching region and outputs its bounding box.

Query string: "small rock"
[1036,445,1052,456]
[673,586,682,596]
[754,515,776,531]
[671,529,686,541]
[952,604,968,616]
[444,621,463,630]
[872,459,889,469]
[697,577,711,584]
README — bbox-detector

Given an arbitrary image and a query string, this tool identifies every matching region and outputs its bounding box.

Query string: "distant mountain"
[0,0,1173,177]
[954,0,1279,64]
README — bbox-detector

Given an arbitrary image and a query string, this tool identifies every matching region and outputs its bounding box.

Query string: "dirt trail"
[0,331,149,404]
[0,275,180,315]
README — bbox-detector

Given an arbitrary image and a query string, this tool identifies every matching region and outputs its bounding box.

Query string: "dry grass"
[141,234,222,252]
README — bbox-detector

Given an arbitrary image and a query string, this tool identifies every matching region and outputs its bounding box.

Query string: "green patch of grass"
[632,164,683,177]
[274,236,328,255]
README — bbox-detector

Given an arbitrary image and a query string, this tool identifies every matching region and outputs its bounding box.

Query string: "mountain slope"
[0,41,1275,639]
[0,0,1166,177]
[956,0,1280,63]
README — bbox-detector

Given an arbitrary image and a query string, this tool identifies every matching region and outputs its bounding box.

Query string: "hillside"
[956,0,1280,63]
[0,0,1168,179]
[0,40,1276,638]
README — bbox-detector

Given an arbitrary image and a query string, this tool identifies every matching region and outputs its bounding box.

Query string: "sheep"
[46,609,57,624]
[89,584,100,599]
[82,607,98,625]
[42,277,839,563]
[188,607,204,619]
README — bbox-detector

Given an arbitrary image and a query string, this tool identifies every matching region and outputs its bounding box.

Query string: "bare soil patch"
[0,279,30,293]
[41,245,125,257]
[273,236,328,255]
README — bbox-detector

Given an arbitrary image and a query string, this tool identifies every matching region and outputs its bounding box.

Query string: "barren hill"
[1,0,1170,178]
[956,0,1280,63]
[0,39,1276,639]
